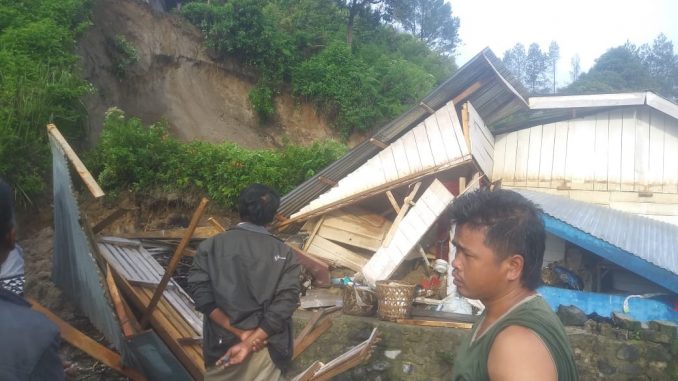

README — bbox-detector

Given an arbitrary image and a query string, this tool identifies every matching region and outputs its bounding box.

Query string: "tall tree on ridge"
[385,0,461,55]
[569,54,581,83]
[547,41,560,93]
[338,0,383,48]
[638,33,678,100]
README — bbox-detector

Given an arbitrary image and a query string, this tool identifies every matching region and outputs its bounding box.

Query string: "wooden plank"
[435,103,465,162]
[114,274,203,380]
[593,112,610,191]
[424,117,448,166]
[378,149,399,183]
[620,108,637,191]
[538,123,556,187]
[307,236,368,272]
[303,216,325,251]
[106,264,136,337]
[141,197,208,328]
[293,317,333,360]
[120,226,220,240]
[402,130,423,174]
[607,110,624,191]
[207,217,226,232]
[648,109,666,192]
[412,121,436,170]
[312,328,379,381]
[47,124,105,198]
[634,107,651,191]
[395,318,473,330]
[291,361,323,381]
[466,102,493,177]
[382,182,421,247]
[526,125,542,186]
[551,121,569,188]
[362,180,454,286]
[663,113,678,193]
[492,134,507,183]
[289,246,331,288]
[390,138,411,178]
[318,225,383,252]
[385,191,400,213]
[502,131,519,183]
[93,208,131,234]
[286,155,472,225]
[514,128,530,185]
[28,298,147,381]
[461,103,471,152]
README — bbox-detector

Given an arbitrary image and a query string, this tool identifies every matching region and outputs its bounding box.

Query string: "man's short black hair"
[238,184,280,226]
[449,189,545,290]
[0,179,14,238]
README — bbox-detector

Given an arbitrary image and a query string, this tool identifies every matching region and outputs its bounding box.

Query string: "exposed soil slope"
[78,0,336,148]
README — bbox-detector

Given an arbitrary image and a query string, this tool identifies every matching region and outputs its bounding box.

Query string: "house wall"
[493,106,678,225]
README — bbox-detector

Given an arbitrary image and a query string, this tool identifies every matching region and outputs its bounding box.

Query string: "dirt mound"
[78,0,337,148]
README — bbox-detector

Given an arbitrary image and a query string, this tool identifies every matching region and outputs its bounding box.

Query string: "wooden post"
[207,217,226,232]
[461,103,471,154]
[46,124,105,198]
[385,190,400,213]
[140,197,209,328]
[106,264,136,337]
[28,298,147,381]
[382,182,421,247]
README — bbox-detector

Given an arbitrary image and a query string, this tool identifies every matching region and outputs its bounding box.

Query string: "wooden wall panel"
[593,112,610,191]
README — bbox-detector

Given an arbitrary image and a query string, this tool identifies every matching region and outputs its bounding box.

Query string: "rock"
[401,363,414,374]
[584,319,597,333]
[557,305,588,326]
[612,312,641,331]
[645,345,671,362]
[648,320,677,339]
[370,361,390,372]
[671,337,678,356]
[616,344,640,361]
[384,350,401,360]
[640,328,672,344]
[599,322,615,337]
[597,359,616,375]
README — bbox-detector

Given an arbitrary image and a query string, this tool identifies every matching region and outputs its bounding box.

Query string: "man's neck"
[478,285,535,335]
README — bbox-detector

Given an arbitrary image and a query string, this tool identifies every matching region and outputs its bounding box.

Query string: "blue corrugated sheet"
[514,189,678,294]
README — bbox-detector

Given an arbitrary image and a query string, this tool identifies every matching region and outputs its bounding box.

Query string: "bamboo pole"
[140,197,209,328]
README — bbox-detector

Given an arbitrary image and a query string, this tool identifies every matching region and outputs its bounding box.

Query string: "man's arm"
[258,248,301,338]
[187,242,248,339]
[488,325,557,381]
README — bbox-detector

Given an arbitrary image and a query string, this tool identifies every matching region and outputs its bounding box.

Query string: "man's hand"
[216,342,252,368]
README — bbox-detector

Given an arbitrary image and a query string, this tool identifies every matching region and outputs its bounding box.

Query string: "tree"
[569,54,581,83]
[638,33,678,100]
[547,41,560,93]
[565,44,654,94]
[503,42,551,94]
[502,43,527,85]
[337,0,383,47]
[384,0,460,55]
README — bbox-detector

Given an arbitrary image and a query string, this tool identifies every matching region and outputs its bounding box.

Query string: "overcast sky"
[452,0,678,86]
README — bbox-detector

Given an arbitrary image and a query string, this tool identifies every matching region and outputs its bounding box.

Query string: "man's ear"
[505,254,524,281]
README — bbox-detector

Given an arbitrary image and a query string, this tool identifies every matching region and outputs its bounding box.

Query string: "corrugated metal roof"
[514,189,678,278]
[279,48,529,218]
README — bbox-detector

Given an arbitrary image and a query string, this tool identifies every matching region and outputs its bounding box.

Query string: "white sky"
[452,0,678,86]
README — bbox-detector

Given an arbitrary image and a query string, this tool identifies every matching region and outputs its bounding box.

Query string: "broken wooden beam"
[291,361,323,381]
[141,198,208,328]
[395,318,472,330]
[28,297,147,381]
[46,124,105,198]
[289,246,331,288]
[106,264,137,337]
[93,207,132,234]
[382,181,421,247]
[293,317,333,360]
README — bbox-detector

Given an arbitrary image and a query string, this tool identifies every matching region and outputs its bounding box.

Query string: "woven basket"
[375,281,416,321]
[342,285,377,316]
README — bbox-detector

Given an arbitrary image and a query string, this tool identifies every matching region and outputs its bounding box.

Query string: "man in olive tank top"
[449,189,578,381]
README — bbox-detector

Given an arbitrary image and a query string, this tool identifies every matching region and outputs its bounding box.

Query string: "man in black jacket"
[188,184,300,381]
[0,179,65,380]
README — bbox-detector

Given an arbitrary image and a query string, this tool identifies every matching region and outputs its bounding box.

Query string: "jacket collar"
[0,286,29,307]
[236,222,271,235]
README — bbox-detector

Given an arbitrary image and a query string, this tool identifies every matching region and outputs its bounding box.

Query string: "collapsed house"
[38,48,678,380]
[277,49,678,323]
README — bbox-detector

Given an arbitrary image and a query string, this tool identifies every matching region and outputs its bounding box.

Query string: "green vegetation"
[109,34,139,79]
[0,0,92,201]
[179,0,456,135]
[88,109,347,208]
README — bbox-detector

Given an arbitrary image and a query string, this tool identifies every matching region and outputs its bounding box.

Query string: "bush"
[89,109,346,208]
